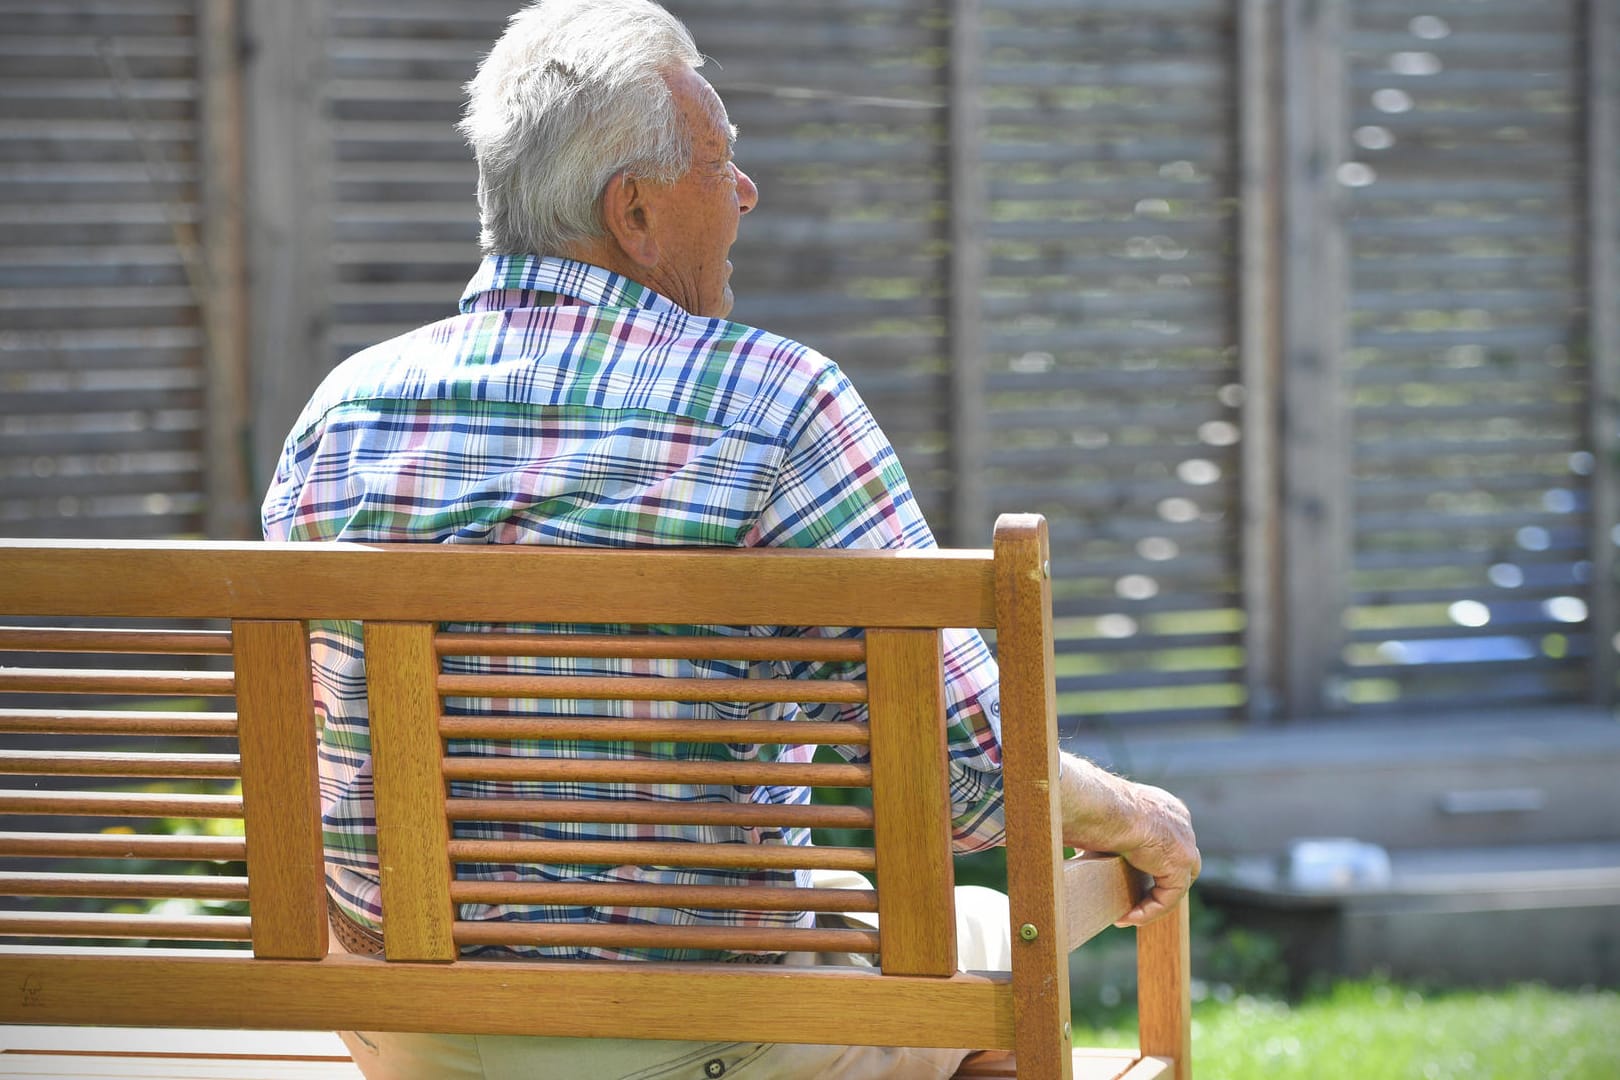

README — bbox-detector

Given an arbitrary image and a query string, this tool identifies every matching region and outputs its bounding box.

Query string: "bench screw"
[1063,1021,1072,1040]
[1018,923,1039,941]
[1042,560,1050,579]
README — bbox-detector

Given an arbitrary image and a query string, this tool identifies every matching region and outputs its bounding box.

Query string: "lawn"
[1073,981,1620,1080]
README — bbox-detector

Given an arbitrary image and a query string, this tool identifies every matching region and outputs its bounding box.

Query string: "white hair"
[458,0,703,257]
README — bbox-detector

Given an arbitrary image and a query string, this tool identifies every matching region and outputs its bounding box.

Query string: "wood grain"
[444,798,871,830]
[446,839,875,873]
[866,628,957,976]
[0,791,242,818]
[439,758,871,788]
[0,833,246,861]
[0,541,997,628]
[0,669,234,696]
[363,622,456,962]
[233,620,327,960]
[0,751,238,778]
[437,673,865,704]
[0,913,250,942]
[0,872,249,901]
[1061,854,1142,953]
[0,952,1014,1049]
[435,632,864,663]
[451,921,878,955]
[0,709,238,737]
[0,627,232,654]
[1136,900,1192,1080]
[448,881,877,913]
[438,716,869,746]
[992,514,1073,1080]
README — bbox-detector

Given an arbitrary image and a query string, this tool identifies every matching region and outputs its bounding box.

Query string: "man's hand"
[1055,752,1200,927]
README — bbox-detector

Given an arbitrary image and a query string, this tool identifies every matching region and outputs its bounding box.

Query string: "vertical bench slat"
[993,514,1074,1080]
[363,622,456,962]
[234,619,327,960]
[1137,899,1193,1080]
[866,627,957,977]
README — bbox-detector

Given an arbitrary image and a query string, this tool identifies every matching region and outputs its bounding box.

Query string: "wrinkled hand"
[1057,754,1200,927]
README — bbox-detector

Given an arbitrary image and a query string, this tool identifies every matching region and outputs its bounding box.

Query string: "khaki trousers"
[336,872,1011,1080]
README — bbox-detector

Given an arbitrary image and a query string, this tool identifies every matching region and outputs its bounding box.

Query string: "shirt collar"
[459,254,685,317]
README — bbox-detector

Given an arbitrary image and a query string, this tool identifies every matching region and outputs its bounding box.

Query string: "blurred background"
[1,0,1617,1056]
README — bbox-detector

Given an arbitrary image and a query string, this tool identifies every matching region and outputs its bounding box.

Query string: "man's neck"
[559,238,646,290]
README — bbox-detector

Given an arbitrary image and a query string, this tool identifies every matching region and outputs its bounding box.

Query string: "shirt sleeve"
[747,361,1006,853]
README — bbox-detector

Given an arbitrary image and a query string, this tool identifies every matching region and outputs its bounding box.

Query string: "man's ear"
[600,172,659,269]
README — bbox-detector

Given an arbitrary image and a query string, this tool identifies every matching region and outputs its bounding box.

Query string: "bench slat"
[868,628,958,977]
[437,715,870,745]
[437,673,867,704]
[434,631,865,663]
[0,953,1016,1049]
[445,839,876,873]
[364,621,457,964]
[438,757,870,787]
[235,620,328,961]
[0,542,998,628]
[451,920,878,954]
[443,797,872,829]
[447,880,878,913]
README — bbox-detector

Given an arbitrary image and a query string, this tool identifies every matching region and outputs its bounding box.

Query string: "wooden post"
[198,0,254,538]
[233,619,327,960]
[1585,0,1619,707]
[242,0,332,496]
[948,0,989,547]
[866,628,956,976]
[1237,0,1282,724]
[1277,0,1351,719]
[1136,899,1192,1080]
[363,622,457,962]
[993,515,1072,1079]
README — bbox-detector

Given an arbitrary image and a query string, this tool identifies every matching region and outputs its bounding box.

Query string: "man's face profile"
[636,66,759,318]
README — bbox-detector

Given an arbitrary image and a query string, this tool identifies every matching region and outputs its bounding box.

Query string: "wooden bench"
[0,514,1190,1080]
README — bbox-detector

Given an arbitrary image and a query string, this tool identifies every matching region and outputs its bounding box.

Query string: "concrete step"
[1066,711,1620,855]
[1199,841,1620,988]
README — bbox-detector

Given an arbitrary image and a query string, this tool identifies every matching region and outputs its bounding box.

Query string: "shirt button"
[704,1059,726,1078]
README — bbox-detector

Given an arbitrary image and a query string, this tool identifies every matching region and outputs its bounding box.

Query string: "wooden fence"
[1,0,1616,725]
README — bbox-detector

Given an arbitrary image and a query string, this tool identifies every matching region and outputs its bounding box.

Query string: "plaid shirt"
[262,255,1005,960]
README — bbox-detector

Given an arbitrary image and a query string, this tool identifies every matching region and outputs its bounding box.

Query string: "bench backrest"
[0,514,1189,1080]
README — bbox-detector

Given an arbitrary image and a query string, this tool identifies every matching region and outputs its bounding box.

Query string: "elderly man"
[262,2,1198,1077]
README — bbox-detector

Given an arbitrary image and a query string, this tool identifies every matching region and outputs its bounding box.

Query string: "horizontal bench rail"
[435,632,865,663]
[0,750,240,779]
[0,709,238,736]
[0,541,998,628]
[439,758,871,788]
[0,627,233,654]
[445,839,876,873]
[0,872,250,901]
[451,921,879,955]
[0,832,246,861]
[438,716,870,745]
[444,798,872,830]
[0,952,1016,1049]
[0,791,244,818]
[0,912,251,941]
[0,668,234,696]
[437,673,867,704]
[446,881,879,913]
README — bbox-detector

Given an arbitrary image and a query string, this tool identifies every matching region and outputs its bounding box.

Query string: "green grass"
[1073,981,1620,1080]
